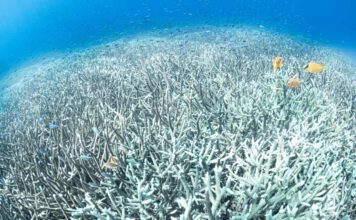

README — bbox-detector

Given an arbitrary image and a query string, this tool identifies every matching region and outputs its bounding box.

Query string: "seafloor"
[0,26,355,219]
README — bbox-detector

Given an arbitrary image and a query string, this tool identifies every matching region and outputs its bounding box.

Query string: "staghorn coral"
[0,26,355,219]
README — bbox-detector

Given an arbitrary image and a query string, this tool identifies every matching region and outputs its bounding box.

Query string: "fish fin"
[303,64,308,70]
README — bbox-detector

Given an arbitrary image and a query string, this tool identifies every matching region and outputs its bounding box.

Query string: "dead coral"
[0,27,355,219]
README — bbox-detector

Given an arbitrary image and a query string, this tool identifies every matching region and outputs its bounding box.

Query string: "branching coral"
[0,26,355,219]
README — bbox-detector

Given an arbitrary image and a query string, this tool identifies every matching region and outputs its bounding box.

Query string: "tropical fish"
[287,77,303,89]
[92,127,100,136]
[80,155,92,161]
[127,158,139,165]
[47,123,59,129]
[304,62,325,73]
[35,117,44,124]
[272,56,284,72]
[103,155,118,169]
[88,182,98,189]
[101,172,113,178]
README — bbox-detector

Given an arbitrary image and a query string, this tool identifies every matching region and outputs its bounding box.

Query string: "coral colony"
[0,27,355,219]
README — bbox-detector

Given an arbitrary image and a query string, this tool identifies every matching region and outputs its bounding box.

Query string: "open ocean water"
[0,1,355,219]
[1,0,356,76]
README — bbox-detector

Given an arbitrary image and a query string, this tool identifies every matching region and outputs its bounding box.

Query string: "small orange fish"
[272,56,284,72]
[103,155,118,169]
[287,77,302,89]
[304,62,325,73]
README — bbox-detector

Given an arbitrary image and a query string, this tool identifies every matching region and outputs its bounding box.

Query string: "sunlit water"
[0,0,355,76]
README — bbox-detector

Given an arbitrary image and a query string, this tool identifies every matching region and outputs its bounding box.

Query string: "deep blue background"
[1,0,355,76]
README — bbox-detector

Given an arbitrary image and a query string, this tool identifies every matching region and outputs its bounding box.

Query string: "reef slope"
[0,26,355,219]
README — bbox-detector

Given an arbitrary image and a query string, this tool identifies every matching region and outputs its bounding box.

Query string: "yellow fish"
[272,56,284,72]
[287,77,302,89]
[304,62,325,73]
[103,155,118,170]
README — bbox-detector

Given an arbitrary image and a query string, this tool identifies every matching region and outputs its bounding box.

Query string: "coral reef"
[0,26,355,219]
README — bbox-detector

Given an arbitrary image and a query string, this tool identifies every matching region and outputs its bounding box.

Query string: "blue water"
[0,0,355,76]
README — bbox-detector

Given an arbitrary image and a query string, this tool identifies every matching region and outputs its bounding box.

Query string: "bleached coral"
[0,26,355,219]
